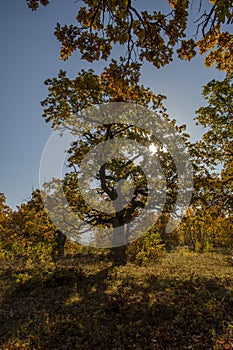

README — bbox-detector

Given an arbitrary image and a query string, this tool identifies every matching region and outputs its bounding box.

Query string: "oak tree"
[40,62,190,265]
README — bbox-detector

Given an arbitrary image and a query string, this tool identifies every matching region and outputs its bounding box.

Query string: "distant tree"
[0,190,68,262]
[178,205,233,251]
[0,193,12,254]
[191,73,233,215]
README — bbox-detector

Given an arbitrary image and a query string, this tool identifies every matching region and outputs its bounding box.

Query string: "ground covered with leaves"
[0,249,232,349]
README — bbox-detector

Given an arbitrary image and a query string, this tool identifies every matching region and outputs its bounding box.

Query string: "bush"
[128,227,165,264]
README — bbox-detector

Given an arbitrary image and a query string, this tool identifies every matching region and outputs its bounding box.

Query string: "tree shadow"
[0,262,232,349]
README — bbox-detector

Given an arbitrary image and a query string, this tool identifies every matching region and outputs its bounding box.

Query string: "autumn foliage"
[0,1,232,348]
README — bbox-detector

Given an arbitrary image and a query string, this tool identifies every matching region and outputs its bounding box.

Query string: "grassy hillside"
[0,249,232,349]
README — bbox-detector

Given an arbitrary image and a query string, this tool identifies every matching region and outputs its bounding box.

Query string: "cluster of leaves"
[53,0,193,66]
[41,60,167,127]
[197,0,233,72]
[127,226,165,264]
[27,0,233,72]
[26,0,49,11]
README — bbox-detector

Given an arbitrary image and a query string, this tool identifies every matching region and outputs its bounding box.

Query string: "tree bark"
[112,245,127,266]
[111,205,128,266]
[54,229,67,258]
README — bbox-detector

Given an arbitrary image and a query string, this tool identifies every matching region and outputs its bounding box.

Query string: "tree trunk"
[111,207,128,266]
[53,230,67,258]
[112,245,127,266]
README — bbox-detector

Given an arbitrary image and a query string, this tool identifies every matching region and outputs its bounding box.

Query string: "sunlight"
[149,143,158,155]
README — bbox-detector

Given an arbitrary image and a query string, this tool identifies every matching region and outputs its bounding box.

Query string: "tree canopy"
[191,72,233,214]
[27,0,233,71]
[39,61,193,264]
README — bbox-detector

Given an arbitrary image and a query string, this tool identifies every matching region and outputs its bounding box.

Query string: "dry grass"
[0,248,232,349]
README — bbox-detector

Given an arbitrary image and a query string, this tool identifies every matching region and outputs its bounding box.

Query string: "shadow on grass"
[0,261,232,349]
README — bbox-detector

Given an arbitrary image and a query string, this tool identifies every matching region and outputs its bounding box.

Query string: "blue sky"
[0,0,225,210]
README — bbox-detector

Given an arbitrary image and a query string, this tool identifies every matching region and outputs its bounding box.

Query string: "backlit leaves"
[177,39,196,60]
[27,0,233,71]
[26,0,49,11]
[197,26,233,72]
[41,60,168,128]
[30,0,192,67]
